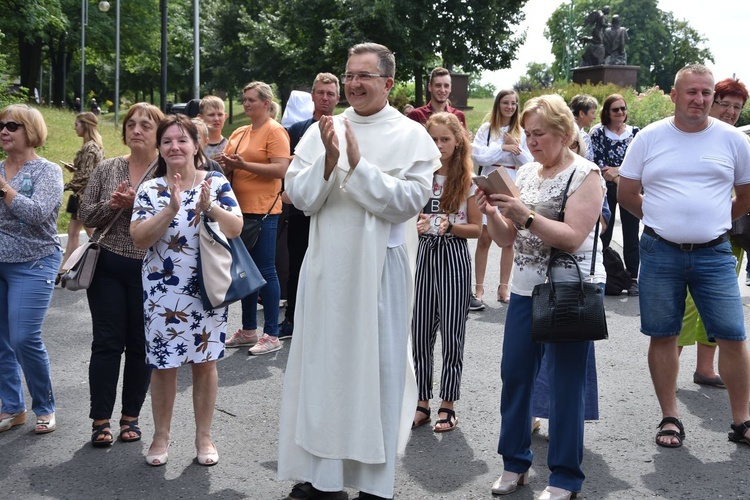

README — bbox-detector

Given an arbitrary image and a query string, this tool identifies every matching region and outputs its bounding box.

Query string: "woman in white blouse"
[471,90,532,307]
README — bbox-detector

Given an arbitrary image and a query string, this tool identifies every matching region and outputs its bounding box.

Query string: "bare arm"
[220,154,290,179]
[732,183,750,220]
[130,173,182,249]
[617,177,643,220]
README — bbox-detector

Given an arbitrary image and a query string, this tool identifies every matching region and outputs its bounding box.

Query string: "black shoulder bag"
[530,171,608,343]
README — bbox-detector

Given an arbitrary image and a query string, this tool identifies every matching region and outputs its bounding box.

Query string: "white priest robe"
[278,104,440,497]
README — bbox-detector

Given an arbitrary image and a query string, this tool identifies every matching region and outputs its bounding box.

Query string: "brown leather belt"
[643,226,728,251]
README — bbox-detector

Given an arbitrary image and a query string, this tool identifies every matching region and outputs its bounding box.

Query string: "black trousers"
[284,206,310,323]
[86,248,152,420]
[600,181,640,278]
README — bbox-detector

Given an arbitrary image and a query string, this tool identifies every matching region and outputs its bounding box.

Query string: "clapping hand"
[109,180,136,209]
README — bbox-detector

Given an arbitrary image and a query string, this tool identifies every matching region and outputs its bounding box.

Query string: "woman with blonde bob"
[411,113,482,433]
[471,89,532,308]
[477,95,605,500]
[0,104,63,434]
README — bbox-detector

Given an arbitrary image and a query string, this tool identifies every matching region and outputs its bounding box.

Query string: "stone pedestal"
[572,65,639,88]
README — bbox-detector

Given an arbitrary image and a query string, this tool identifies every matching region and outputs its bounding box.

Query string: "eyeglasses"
[340,72,390,83]
[609,106,627,113]
[0,121,24,132]
[714,101,744,112]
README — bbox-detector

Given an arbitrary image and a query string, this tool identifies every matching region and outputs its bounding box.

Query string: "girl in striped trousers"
[412,113,482,433]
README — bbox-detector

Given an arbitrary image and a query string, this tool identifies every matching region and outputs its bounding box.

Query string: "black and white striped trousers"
[411,235,472,402]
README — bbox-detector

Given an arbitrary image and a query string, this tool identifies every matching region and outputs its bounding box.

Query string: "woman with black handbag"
[131,115,242,466]
[475,95,606,500]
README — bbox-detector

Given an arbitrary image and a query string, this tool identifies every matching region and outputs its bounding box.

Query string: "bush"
[518,82,674,129]
[389,82,416,111]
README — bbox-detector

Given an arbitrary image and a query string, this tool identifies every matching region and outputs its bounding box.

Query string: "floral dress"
[132,172,240,368]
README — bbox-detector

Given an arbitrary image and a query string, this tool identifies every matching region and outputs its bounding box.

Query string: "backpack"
[603,247,631,296]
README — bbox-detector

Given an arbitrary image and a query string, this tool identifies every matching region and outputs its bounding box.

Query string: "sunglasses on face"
[609,106,627,113]
[0,121,24,132]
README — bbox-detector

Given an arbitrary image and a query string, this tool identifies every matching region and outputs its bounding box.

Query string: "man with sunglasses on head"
[619,65,750,450]
[279,43,440,500]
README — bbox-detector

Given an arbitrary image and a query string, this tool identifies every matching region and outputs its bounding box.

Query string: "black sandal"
[655,417,685,448]
[433,407,458,433]
[91,421,113,447]
[412,405,431,429]
[119,418,142,443]
[729,420,750,445]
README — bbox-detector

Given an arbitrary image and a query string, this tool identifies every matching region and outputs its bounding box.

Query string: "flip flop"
[433,407,458,433]
[412,405,431,429]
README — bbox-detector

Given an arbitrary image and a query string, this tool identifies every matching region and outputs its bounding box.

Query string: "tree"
[514,62,554,92]
[545,0,712,90]
[0,0,68,99]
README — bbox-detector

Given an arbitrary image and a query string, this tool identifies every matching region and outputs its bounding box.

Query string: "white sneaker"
[225,329,258,348]
[248,333,282,356]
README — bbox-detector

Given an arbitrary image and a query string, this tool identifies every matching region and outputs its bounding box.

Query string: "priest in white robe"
[278,43,441,500]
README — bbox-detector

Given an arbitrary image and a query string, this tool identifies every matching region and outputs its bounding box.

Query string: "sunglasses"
[0,121,24,132]
[609,106,627,113]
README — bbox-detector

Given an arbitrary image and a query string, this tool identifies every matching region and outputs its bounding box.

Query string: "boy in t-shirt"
[198,95,229,158]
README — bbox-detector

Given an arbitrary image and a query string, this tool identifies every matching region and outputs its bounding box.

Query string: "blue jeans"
[498,294,589,493]
[639,233,745,341]
[0,250,62,416]
[240,214,280,336]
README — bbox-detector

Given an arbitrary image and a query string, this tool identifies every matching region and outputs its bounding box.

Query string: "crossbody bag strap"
[261,190,283,220]
[97,157,158,242]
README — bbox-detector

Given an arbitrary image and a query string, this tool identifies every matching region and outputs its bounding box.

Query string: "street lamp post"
[98,1,119,126]
[80,0,87,106]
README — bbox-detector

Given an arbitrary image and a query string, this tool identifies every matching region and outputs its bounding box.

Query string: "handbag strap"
[552,168,601,279]
[97,158,157,242]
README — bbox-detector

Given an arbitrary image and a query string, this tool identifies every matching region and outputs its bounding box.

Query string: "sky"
[481,0,749,90]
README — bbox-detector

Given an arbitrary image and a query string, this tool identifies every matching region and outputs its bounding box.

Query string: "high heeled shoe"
[498,284,510,303]
[196,441,219,466]
[0,410,27,432]
[491,471,529,495]
[146,442,170,466]
[537,486,577,500]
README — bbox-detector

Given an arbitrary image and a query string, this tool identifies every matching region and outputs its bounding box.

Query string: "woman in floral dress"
[131,115,242,467]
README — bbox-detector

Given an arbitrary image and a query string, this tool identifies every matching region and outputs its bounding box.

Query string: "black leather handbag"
[530,169,608,343]
[531,251,608,343]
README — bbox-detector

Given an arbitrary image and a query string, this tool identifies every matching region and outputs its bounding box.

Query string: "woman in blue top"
[0,104,63,435]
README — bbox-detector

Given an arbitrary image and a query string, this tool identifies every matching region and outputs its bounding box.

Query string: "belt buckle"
[679,243,695,251]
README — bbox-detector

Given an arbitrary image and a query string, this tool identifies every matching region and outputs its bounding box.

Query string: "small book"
[472,168,520,198]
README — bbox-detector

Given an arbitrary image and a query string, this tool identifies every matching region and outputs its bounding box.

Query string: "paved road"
[2,235,749,499]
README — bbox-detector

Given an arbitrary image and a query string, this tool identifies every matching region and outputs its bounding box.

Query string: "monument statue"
[580,6,610,67]
[604,15,629,65]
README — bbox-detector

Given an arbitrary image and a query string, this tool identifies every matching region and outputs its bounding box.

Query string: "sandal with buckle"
[91,421,113,447]
[729,420,750,445]
[655,416,685,448]
[119,418,142,443]
[412,405,431,429]
[434,407,458,433]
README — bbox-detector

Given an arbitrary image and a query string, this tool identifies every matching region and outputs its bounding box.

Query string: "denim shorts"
[638,232,745,341]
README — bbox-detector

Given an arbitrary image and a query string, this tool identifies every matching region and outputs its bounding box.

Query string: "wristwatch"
[445,221,453,235]
[515,211,535,231]
[0,182,8,199]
